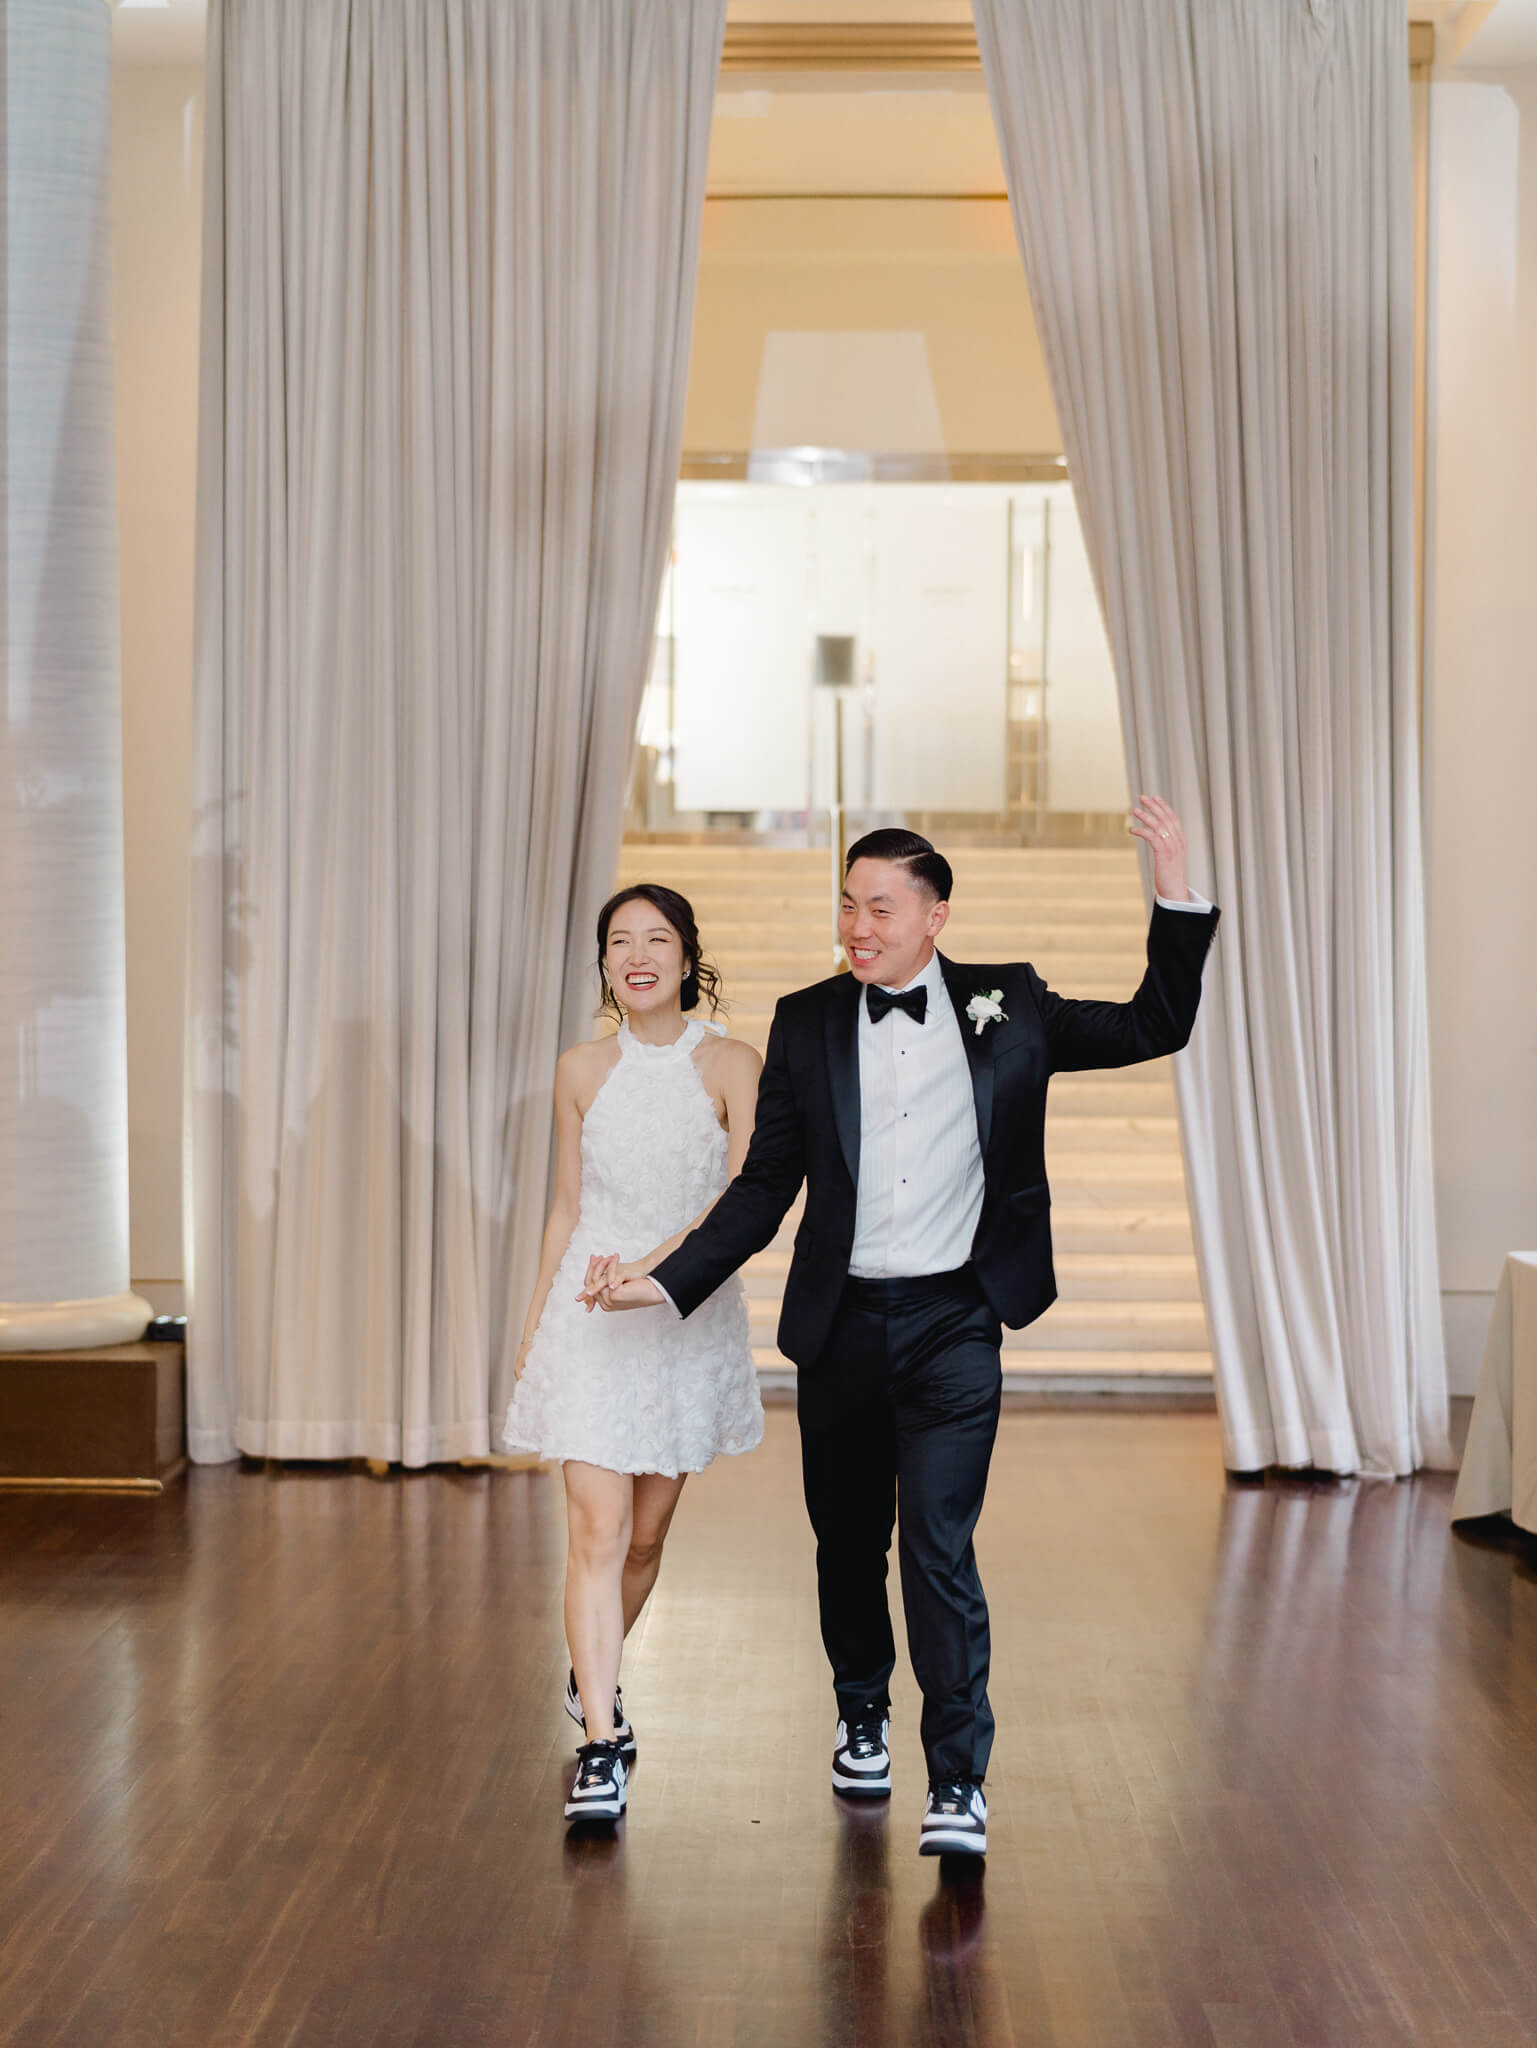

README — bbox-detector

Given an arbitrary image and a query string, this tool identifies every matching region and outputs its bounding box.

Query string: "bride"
[504,883,764,1825]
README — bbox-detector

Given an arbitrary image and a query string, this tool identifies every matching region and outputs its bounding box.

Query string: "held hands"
[578,1252,664,1314]
[1129,795,1190,902]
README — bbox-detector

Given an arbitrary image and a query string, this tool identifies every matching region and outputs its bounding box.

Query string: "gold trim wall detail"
[721,24,981,73]
[721,21,1437,77]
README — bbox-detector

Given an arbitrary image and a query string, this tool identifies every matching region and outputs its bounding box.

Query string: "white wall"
[1039,484,1131,815]
[111,64,203,1307]
[685,197,1060,455]
[1425,73,1537,1392]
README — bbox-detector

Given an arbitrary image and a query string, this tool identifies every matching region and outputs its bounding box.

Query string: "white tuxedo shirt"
[849,950,981,1277]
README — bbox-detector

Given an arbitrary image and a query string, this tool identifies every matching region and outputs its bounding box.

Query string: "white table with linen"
[1452,1253,1537,1530]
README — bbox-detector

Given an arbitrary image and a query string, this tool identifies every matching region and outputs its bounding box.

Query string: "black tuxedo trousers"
[652,905,1220,1783]
[802,1264,1003,1783]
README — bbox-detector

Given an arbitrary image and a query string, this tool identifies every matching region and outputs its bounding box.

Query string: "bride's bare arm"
[512,1049,588,1377]
[581,1038,762,1304]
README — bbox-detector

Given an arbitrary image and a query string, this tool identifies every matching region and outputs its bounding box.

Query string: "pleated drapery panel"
[973,0,1451,1474]
[185,0,725,1464]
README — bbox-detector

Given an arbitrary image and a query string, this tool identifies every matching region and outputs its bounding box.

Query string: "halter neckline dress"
[503,1019,763,1476]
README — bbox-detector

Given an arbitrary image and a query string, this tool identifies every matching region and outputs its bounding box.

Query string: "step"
[660,903,1154,933]
[713,1014,1188,1058]
[745,1249,1200,1302]
[752,1346,1213,1388]
[676,907,1156,942]
[638,870,1148,903]
[1048,1204,1194,1253]
[703,928,1153,966]
[617,866,1149,904]
[1046,1161,1189,1202]
[1049,1077,1175,1116]
[1005,1300,1208,1349]
[719,953,1150,992]
[689,1045,1178,1114]
[734,1159,1192,1208]
[618,860,1147,884]
[622,846,1140,869]
[1040,1116,1182,1154]
[1050,1251,1199,1300]
[998,1354,1213,1394]
[623,883,1154,917]
[758,1201,1195,1259]
[745,1295,1207,1349]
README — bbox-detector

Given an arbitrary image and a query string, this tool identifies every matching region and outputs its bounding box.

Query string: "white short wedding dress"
[503,1018,764,1477]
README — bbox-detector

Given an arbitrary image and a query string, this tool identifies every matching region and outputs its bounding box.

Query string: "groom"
[594,796,1218,1857]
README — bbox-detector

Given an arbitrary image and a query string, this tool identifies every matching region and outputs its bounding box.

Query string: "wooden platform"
[0,1340,185,1489]
[3,1407,1533,2045]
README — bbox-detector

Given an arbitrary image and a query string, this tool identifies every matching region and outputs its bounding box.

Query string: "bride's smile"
[604,912,687,1024]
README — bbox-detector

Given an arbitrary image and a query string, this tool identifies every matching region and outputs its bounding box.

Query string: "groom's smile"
[839,856,951,989]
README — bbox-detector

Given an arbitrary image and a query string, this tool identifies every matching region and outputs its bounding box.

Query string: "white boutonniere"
[965,989,1007,1038]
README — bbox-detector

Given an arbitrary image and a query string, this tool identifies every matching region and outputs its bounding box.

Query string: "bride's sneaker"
[831,1708,892,1799]
[564,1668,637,1759]
[564,1739,628,1823]
[919,1780,987,1857]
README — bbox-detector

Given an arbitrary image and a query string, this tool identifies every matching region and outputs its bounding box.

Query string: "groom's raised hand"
[1129,794,1191,902]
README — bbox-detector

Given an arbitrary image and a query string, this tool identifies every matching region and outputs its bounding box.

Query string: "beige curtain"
[185,0,725,1464]
[973,0,1452,1475]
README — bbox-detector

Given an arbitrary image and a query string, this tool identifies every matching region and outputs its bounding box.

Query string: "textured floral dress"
[503,1019,763,1477]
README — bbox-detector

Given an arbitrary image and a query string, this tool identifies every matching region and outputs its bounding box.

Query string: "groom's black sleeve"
[651,1001,807,1321]
[1033,900,1220,1073]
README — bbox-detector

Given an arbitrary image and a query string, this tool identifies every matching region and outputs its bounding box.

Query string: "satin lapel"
[824,975,862,1189]
[940,954,994,1161]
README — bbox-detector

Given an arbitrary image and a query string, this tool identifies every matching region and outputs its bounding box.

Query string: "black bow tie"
[866,983,927,1027]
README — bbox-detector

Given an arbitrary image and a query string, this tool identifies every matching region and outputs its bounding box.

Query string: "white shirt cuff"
[649,1276,682,1318]
[1156,888,1213,913]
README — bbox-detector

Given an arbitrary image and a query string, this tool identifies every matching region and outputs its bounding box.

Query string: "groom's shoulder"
[760,972,857,1041]
[943,955,1039,993]
[776,971,849,1019]
[942,955,1045,1018]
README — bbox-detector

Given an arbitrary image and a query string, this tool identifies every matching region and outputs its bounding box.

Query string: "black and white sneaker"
[564,1668,637,1759]
[919,1780,987,1856]
[831,1709,893,1799]
[564,1738,628,1823]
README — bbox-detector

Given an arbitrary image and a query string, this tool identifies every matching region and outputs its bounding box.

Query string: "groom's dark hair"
[844,828,952,905]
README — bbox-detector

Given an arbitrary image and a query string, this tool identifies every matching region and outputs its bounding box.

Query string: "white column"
[0,0,150,1349]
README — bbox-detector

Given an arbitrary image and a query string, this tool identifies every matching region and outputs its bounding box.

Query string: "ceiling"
[1442,0,1537,64]
[108,0,1537,73]
[111,0,205,66]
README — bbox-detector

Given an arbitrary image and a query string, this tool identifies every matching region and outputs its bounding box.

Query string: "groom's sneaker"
[564,1668,637,1759]
[563,1739,627,1823]
[831,1708,892,1799]
[919,1779,987,1857]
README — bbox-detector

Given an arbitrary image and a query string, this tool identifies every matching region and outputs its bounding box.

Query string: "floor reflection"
[818,1803,892,2048]
[915,1860,992,2046]
[817,1803,1003,2048]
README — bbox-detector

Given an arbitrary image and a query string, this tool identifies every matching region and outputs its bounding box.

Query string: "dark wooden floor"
[3,1409,1536,2046]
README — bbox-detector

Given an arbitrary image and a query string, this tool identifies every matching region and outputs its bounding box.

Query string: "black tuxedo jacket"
[652,900,1220,1380]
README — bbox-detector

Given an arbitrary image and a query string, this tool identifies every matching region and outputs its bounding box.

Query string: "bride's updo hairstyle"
[596,884,724,1023]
